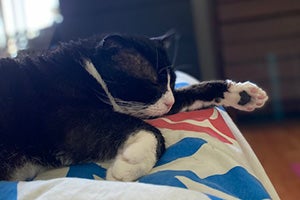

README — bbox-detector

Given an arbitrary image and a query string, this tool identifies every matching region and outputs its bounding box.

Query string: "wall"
[216,0,300,122]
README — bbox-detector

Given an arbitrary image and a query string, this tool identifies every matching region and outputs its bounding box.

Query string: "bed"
[0,71,279,200]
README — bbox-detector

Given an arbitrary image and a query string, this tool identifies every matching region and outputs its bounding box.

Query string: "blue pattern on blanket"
[67,163,106,179]
[155,137,207,166]
[0,181,17,200]
[139,167,270,199]
[138,129,270,199]
[205,194,224,200]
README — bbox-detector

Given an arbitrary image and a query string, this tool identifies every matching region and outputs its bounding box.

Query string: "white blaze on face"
[83,59,174,118]
[145,74,175,117]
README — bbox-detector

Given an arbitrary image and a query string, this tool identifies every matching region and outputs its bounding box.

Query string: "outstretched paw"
[106,131,158,181]
[223,80,268,112]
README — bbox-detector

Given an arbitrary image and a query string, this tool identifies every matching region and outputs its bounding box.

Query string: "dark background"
[52,0,202,79]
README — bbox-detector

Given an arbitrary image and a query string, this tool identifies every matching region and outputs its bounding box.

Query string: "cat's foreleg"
[106,128,163,181]
[169,80,268,113]
[57,109,165,182]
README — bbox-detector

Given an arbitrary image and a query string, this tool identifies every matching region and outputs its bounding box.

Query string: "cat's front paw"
[106,131,158,181]
[223,80,268,111]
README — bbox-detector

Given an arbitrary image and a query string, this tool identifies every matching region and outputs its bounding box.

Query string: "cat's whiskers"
[95,94,111,105]
[92,88,111,104]
[91,84,162,119]
[114,99,148,110]
[114,99,171,119]
[94,95,151,118]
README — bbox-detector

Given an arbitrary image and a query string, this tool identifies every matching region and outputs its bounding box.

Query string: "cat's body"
[0,33,268,181]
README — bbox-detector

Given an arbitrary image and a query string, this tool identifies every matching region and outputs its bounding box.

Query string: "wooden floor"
[240,120,300,200]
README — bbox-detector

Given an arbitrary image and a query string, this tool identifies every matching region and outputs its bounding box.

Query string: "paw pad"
[225,81,268,111]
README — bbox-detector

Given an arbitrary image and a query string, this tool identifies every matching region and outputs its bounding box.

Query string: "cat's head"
[85,32,177,118]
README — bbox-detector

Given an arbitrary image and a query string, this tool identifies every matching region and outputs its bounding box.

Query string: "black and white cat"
[0,32,268,181]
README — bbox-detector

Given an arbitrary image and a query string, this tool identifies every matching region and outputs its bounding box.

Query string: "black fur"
[169,80,229,114]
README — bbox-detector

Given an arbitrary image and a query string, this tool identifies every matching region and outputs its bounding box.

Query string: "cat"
[0,32,268,181]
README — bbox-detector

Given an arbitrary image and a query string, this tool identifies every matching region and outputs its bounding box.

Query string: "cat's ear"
[99,34,126,49]
[151,30,179,49]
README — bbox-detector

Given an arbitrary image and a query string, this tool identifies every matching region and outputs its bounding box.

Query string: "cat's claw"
[223,80,268,112]
[106,131,157,181]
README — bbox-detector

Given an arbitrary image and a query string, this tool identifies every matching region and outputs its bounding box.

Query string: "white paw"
[106,131,158,181]
[223,80,268,112]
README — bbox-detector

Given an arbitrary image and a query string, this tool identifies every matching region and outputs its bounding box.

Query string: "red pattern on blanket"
[146,108,235,144]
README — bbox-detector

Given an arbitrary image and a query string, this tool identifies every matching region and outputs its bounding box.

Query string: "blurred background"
[0,0,299,198]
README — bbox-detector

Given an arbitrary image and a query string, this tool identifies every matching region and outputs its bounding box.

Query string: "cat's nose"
[164,101,174,110]
[163,92,175,110]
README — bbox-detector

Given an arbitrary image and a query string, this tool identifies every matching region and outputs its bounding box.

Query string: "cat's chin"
[142,105,172,119]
